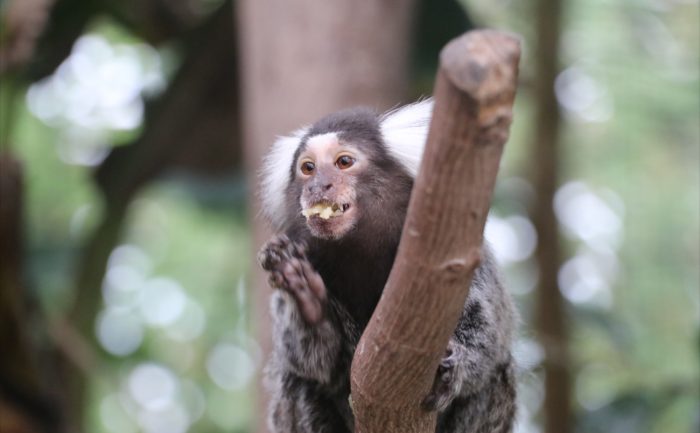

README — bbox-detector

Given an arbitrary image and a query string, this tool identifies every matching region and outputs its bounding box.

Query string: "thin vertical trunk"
[531,0,571,432]
[235,1,417,431]
[0,153,63,433]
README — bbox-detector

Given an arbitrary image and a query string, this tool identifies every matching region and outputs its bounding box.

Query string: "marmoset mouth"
[302,201,351,220]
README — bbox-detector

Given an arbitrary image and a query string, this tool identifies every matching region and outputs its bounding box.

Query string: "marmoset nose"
[308,170,335,194]
[308,182,333,194]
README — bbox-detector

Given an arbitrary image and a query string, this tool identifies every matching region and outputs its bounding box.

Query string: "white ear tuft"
[379,98,434,178]
[259,128,307,229]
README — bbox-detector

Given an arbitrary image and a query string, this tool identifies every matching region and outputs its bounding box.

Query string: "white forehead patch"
[305,132,340,162]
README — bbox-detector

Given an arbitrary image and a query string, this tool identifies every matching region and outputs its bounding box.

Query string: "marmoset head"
[260,99,433,241]
[294,128,365,239]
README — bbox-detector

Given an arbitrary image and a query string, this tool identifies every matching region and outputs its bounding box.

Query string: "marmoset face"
[294,132,368,240]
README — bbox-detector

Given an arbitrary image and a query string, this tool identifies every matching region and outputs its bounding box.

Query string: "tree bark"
[0,0,55,74]
[530,0,571,432]
[235,1,417,431]
[350,30,520,433]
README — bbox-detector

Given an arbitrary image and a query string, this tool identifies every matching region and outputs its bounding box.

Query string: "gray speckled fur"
[263,246,516,433]
[265,292,358,433]
[260,103,517,433]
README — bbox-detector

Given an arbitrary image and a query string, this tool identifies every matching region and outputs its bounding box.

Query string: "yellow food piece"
[302,203,342,219]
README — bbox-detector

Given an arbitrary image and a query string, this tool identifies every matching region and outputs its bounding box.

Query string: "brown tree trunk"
[531,0,572,432]
[0,153,63,433]
[235,1,417,431]
[350,30,520,433]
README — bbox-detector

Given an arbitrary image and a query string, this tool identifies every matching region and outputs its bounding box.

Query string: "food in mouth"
[302,202,349,220]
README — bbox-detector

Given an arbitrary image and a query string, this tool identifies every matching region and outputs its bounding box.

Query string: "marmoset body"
[258,99,517,433]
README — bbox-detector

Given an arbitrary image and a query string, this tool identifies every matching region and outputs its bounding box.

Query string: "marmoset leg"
[267,372,352,433]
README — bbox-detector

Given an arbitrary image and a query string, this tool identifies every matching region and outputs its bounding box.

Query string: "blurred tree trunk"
[530,0,572,432]
[0,154,64,433]
[235,1,417,431]
[0,0,55,74]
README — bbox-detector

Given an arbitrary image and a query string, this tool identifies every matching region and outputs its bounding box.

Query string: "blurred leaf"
[576,384,698,433]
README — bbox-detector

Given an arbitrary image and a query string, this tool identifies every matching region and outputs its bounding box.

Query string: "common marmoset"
[258,99,517,433]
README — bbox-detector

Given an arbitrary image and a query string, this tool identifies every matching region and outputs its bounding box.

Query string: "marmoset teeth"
[319,207,334,219]
[302,202,344,220]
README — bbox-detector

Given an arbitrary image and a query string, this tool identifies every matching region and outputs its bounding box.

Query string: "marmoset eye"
[335,155,355,169]
[300,161,315,175]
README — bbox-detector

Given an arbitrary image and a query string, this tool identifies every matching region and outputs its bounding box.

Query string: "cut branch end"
[440,31,521,102]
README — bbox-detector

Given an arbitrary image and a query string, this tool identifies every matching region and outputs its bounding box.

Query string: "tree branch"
[349,30,520,433]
